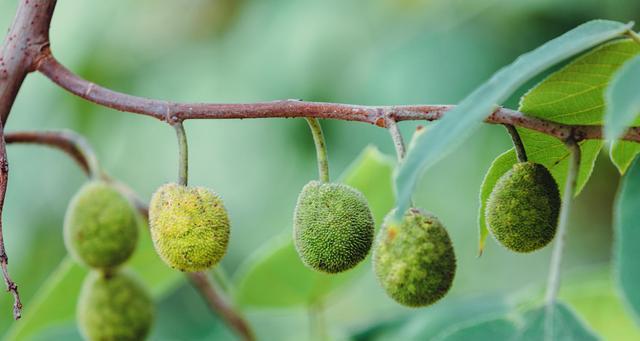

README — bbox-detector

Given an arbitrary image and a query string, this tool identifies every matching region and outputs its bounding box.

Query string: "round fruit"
[486,162,560,253]
[293,180,374,274]
[373,208,456,307]
[64,181,139,269]
[149,183,230,272]
[78,270,153,341]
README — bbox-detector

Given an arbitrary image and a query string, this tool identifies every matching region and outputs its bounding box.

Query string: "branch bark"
[0,124,20,319]
[0,0,57,125]
[35,50,640,142]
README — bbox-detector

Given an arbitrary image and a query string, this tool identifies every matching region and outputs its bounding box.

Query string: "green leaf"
[434,318,518,341]
[5,218,183,340]
[605,54,640,140]
[516,302,599,341]
[560,267,640,341]
[613,156,640,324]
[516,129,602,197]
[234,145,395,308]
[520,40,640,125]
[395,20,632,218]
[477,149,517,255]
[610,141,640,174]
[351,295,514,341]
[4,258,86,341]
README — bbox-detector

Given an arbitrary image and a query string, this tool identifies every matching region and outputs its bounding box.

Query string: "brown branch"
[5,130,101,177]
[0,0,57,125]
[35,50,640,143]
[188,272,255,341]
[0,124,20,319]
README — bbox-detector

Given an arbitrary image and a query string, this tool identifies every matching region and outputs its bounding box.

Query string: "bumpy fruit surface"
[373,208,456,307]
[78,271,153,341]
[293,180,374,273]
[149,183,230,272]
[64,181,138,269]
[486,162,560,253]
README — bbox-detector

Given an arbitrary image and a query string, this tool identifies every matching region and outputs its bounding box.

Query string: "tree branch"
[188,272,255,341]
[0,0,57,125]
[0,124,20,319]
[35,50,640,142]
[5,130,101,179]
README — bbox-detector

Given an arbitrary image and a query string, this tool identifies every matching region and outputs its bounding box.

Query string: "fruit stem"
[305,118,330,183]
[386,118,406,162]
[627,30,640,46]
[544,138,581,331]
[309,300,328,341]
[504,124,528,163]
[173,122,189,186]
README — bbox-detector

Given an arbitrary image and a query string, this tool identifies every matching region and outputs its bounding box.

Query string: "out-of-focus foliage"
[1,0,639,340]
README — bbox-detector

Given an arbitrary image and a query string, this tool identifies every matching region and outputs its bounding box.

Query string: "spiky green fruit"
[149,183,230,272]
[64,181,138,269]
[293,181,374,273]
[78,270,153,341]
[486,162,560,253]
[373,208,456,307]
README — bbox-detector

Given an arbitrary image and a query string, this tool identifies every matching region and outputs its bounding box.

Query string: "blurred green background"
[1,0,640,340]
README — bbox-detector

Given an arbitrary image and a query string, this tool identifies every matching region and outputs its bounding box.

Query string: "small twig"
[188,272,255,341]
[0,125,21,319]
[5,130,101,179]
[504,124,528,162]
[544,136,581,338]
[172,122,189,187]
[305,118,330,183]
[386,117,406,162]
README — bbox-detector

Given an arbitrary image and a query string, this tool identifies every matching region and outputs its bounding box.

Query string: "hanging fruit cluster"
[64,181,153,340]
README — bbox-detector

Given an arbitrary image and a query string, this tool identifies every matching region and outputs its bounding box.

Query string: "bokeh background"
[1,0,640,340]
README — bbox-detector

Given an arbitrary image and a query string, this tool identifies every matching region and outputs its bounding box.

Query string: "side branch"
[35,52,640,143]
[0,125,20,319]
[5,130,101,178]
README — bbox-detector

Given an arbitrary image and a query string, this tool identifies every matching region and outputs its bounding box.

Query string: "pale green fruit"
[373,208,456,307]
[149,183,230,272]
[64,181,138,269]
[78,270,153,341]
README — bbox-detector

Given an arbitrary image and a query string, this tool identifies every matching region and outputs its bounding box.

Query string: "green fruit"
[78,270,153,341]
[149,183,230,272]
[486,162,560,253]
[64,181,138,269]
[293,180,374,273]
[373,208,456,307]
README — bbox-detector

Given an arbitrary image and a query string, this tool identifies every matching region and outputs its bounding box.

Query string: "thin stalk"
[305,118,330,183]
[504,124,528,162]
[386,118,406,162]
[627,30,640,45]
[544,138,581,339]
[173,122,189,186]
[309,301,328,341]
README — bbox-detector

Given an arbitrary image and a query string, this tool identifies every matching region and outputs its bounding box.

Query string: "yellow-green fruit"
[78,270,153,341]
[149,183,230,272]
[373,208,456,307]
[486,162,560,253]
[293,181,374,273]
[64,181,138,269]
